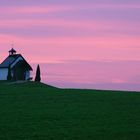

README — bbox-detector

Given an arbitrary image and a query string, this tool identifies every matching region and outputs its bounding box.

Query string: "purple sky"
[0,0,140,90]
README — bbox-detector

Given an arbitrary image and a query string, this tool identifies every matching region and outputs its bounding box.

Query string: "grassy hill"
[0,81,140,140]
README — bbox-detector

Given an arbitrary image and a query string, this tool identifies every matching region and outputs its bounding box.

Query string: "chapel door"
[16,67,25,80]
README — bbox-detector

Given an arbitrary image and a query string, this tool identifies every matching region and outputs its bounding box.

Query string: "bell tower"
[9,48,16,56]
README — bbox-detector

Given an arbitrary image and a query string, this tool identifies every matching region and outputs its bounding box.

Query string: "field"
[0,81,140,140]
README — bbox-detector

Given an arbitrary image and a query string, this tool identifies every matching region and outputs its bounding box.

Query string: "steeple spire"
[9,48,16,55]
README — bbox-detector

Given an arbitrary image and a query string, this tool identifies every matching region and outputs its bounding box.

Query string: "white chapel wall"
[25,71,30,80]
[0,68,8,80]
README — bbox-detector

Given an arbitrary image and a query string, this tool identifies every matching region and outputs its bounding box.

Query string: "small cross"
[11,44,14,48]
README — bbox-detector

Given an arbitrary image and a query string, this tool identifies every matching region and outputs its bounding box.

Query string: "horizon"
[0,0,140,91]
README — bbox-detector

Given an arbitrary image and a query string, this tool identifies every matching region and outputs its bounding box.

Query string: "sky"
[0,0,140,90]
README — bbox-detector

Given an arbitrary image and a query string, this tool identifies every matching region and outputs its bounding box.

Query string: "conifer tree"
[35,64,41,82]
[7,64,12,80]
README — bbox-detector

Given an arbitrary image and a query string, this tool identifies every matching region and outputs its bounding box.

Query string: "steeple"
[9,48,16,56]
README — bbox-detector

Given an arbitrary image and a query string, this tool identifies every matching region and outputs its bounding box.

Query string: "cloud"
[0,6,71,15]
[0,33,140,64]
[0,3,140,23]
[0,4,140,15]
[0,2,140,63]
[0,33,140,46]
[0,18,139,35]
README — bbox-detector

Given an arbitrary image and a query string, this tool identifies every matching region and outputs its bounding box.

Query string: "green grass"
[0,81,140,140]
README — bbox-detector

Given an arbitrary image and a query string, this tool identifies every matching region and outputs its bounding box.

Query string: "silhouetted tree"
[35,64,41,82]
[7,64,12,80]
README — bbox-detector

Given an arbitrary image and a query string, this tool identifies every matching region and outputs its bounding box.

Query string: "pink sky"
[0,0,140,90]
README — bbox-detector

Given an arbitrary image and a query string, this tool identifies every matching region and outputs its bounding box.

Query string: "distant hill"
[0,81,140,140]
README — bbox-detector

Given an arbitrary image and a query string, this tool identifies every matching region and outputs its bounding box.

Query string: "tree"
[7,64,12,80]
[35,64,41,82]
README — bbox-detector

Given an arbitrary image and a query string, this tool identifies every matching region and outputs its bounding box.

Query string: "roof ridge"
[0,54,21,68]
[0,54,32,70]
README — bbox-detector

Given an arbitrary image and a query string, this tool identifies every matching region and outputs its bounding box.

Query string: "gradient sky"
[0,0,140,90]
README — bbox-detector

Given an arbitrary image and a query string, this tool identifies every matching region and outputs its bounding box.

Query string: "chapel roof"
[0,53,32,70]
